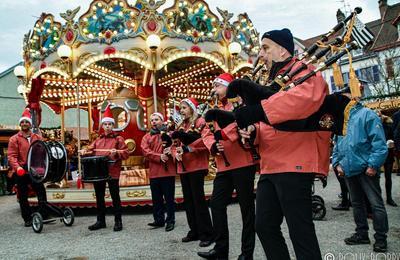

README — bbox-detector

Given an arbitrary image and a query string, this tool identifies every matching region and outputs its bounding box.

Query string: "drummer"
[8,108,47,227]
[81,105,129,232]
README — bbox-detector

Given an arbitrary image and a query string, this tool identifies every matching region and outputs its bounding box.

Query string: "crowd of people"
[6,27,399,260]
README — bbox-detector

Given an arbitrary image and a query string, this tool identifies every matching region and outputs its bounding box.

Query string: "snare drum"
[81,156,110,182]
[27,141,67,183]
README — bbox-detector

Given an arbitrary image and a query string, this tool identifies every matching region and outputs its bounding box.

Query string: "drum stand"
[31,200,75,233]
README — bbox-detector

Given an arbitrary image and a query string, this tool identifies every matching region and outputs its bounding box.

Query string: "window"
[111,106,130,131]
[394,56,400,77]
[358,66,380,82]
[330,76,337,91]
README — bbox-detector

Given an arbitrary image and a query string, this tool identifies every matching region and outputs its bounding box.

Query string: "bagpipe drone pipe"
[226,6,364,136]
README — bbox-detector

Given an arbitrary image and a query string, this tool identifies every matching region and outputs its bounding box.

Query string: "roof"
[370,2,400,51]
[0,62,22,78]
[299,2,400,51]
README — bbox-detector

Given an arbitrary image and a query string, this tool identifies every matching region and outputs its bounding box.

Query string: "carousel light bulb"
[14,65,27,79]
[146,34,161,50]
[57,45,72,59]
[17,84,26,94]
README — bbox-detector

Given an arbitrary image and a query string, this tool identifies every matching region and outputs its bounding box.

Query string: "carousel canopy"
[18,0,260,112]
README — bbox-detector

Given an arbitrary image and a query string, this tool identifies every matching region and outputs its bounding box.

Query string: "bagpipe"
[204,99,234,166]
[226,7,364,136]
[160,130,173,171]
[163,100,211,172]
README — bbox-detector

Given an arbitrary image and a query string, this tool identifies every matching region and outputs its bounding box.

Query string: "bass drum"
[27,140,67,183]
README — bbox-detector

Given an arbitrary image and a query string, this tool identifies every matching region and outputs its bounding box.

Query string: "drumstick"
[79,149,126,153]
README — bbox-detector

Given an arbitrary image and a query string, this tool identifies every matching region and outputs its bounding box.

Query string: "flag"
[351,17,374,48]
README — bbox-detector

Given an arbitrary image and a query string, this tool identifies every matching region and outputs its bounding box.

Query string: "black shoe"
[114,220,123,232]
[147,222,164,228]
[198,249,228,260]
[387,199,398,207]
[165,223,174,232]
[7,191,16,196]
[199,240,213,247]
[182,235,199,243]
[344,233,370,245]
[88,221,106,231]
[24,220,32,227]
[332,202,350,211]
[238,254,253,260]
[373,240,387,252]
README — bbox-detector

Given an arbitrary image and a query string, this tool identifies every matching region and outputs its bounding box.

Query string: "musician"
[237,28,331,260]
[8,108,46,227]
[141,112,176,232]
[171,98,214,247]
[81,105,129,232]
[199,73,257,260]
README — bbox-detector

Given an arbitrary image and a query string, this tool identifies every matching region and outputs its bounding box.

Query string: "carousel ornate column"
[146,34,161,113]
[57,44,83,182]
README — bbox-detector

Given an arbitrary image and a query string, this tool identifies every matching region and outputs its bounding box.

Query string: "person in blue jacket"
[331,86,389,253]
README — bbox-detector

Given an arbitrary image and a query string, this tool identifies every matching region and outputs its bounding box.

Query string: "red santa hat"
[181,98,199,112]
[101,105,115,124]
[19,108,32,125]
[213,73,234,87]
[150,112,164,121]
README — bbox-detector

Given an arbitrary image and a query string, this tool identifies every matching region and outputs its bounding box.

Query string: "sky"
[0,0,397,73]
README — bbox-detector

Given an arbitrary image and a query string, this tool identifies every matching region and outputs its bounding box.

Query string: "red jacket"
[257,58,331,175]
[8,131,42,173]
[141,131,177,179]
[86,132,129,179]
[171,117,210,174]
[202,102,258,173]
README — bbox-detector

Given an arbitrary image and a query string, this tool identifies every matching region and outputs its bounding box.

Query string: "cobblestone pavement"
[0,172,399,260]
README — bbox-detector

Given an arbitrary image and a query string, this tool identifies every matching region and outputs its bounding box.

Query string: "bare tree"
[364,47,400,96]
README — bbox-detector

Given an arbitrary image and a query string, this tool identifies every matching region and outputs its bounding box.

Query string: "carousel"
[13,0,260,207]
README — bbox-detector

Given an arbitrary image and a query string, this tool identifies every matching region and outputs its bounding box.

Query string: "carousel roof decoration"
[233,13,259,56]
[163,0,219,43]
[78,1,141,44]
[18,0,260,110]
[24,14,62,61]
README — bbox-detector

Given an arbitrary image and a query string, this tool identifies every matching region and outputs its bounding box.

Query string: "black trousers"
[150,176,176,225]
[180,170,213,241]
[6,174,15,193]
[210,165,256,258]
[334,168,349,203]
[255,173,322,260]
[93,178,121,221]
[15,174,47,222]
[384,161,394,200]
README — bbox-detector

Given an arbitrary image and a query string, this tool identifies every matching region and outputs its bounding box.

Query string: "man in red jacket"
[237,29,330,260]
[199,73,257,260]
[81,105,129,232]
[8,108,46,227]
[141,112,176,232]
